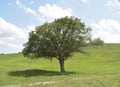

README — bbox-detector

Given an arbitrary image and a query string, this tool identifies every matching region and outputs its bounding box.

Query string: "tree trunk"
[59,58,65,72]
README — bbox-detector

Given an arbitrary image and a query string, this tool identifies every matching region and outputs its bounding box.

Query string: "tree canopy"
[22,16,103,72]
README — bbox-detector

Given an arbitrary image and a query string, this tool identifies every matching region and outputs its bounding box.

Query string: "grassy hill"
[0,44,120,87]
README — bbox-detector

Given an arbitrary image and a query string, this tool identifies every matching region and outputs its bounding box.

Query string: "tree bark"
[59,58,65,72]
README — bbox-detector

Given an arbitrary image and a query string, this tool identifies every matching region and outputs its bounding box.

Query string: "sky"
[0,0,120,53]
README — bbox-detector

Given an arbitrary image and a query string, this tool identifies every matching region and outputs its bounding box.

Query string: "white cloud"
[27,25,35,31]
[16,0,36,15]
[80,0,88,4]
[24,25,35,33]
[107,0,120,7]
[20,25,36,36]
[25,7,36,15]
[38,4,72,22]
[16,0,73,22]
[91,19,120,43]
[16,0,23,8]
[0,17,27,53]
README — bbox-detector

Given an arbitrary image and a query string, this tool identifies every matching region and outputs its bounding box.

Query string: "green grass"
[0,44,120,87]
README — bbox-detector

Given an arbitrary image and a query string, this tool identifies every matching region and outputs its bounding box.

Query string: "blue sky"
[0,0,120,53]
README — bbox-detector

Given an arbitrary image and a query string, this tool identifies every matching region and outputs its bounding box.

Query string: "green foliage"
[90,38,104,46]
[23,16,91,59]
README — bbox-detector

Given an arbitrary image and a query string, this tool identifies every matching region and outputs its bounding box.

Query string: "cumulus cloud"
[16,0,73,22]
[0,17,27,53]
[91,19,120,43]
[16,0,36,15]
[38,4,72,22]
[107,0,120,7]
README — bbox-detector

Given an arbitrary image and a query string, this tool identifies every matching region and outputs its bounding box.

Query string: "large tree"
[23,16,98,72]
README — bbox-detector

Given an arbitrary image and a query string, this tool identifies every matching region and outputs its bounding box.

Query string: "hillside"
[0,44,120,87]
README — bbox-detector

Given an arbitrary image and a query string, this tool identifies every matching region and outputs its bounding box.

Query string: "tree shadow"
[8,69,76,77]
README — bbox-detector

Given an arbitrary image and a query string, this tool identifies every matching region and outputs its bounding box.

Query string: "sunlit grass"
[0,44,120,87]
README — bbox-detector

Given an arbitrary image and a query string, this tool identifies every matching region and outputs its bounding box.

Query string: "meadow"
[0,44,120,87]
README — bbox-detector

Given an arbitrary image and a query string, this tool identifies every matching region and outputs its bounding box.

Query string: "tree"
[90,38,104,46]
[22,16,94,72]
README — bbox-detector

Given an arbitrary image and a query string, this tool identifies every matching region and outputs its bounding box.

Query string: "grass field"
[0,44,120,87]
